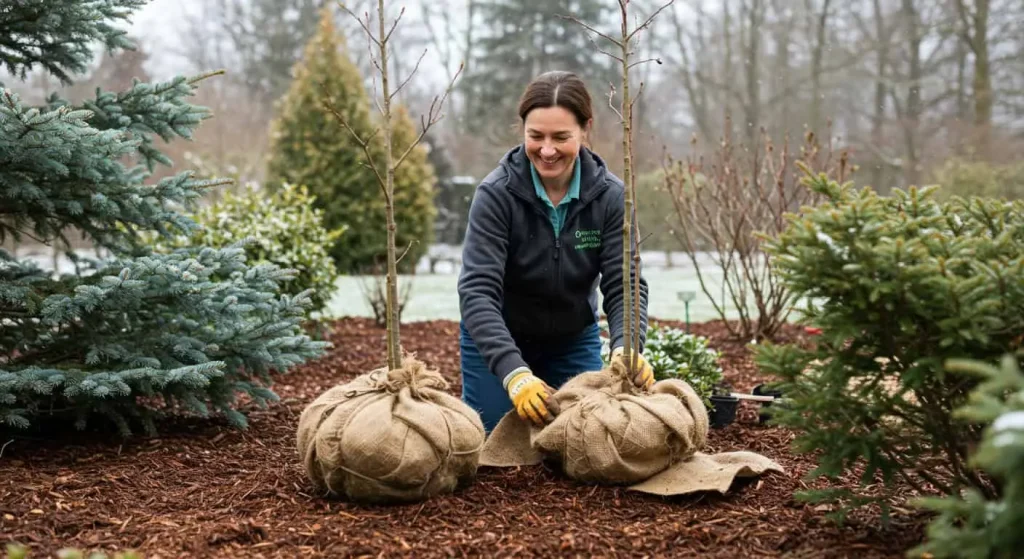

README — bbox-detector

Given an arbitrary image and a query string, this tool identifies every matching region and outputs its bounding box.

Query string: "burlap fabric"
[480,361,783,495]
[297,358,485,504]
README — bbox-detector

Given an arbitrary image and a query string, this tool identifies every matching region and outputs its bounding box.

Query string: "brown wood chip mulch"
[1,317,934,558]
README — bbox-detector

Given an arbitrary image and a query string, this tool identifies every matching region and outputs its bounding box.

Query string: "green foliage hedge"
[934,158,1024,201]
[163,183,343,318]
[754,171,1024,523]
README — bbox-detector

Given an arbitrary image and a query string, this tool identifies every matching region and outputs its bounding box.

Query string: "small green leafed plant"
[644,324,723,405]
[600,321,723,404]
[910,353,1024,559]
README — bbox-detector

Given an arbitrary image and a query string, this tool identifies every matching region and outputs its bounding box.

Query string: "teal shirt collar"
[530,153,581,208]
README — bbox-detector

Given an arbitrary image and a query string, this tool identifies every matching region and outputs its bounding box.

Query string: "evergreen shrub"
[910,354,1024,559]
[754,171,1024,522]
[160,182,343,319]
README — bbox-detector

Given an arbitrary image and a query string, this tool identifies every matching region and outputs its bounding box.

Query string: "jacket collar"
[500,144,610,205]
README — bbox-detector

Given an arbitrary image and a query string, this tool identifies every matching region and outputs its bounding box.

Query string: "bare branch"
[626,57,662,71]
[607,84,623,121]
[626,0,675,42]
[336,2,381,47]
[583,32,624,63]
[186,69,227,85]
[395,238,417,264]
[393,62,465,170]
[391,48,428,101]
[630,81,646,113]
[556,14,623,48]
[319,81,388,199]
[383,6,407,44]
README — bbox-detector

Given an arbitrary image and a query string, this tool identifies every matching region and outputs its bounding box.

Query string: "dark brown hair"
[517,71,594,129]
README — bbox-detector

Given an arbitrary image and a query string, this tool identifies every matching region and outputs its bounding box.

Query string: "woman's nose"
[540,145,557,157]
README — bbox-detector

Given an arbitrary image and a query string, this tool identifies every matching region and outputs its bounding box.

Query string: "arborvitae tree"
[0,0,327,436]
[266,7,435,273]
[266,7,375,272]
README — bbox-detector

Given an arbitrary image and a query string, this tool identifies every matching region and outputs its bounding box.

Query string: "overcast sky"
[129,0,205,79]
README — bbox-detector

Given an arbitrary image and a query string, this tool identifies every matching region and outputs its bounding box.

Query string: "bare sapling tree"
[323,0,462,370]
[662,120,851,341]
[561,0,674,378]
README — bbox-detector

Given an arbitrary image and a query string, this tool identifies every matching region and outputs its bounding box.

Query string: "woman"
[457,70,652,433]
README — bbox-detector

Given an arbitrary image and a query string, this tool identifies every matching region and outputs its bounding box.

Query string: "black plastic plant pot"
[709,394,739,429]
[752,383,784,424]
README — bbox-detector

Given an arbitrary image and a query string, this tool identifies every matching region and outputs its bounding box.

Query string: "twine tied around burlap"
[297,357,485,504]
[480,361,783,495]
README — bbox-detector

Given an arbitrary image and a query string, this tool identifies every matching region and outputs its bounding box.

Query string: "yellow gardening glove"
[611,347,655,389]
[506,370,556,426]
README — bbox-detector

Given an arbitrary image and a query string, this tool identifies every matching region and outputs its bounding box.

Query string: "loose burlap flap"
[627,451,783,495]
[479,364,783,496]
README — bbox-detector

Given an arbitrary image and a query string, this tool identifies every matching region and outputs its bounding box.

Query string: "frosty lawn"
[327,266,743,323]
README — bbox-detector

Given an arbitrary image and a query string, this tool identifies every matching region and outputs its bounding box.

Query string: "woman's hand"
[506,370,557,425]
[610,347,655,389]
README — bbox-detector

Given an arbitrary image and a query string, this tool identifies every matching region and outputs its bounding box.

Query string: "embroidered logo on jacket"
[574,228,601,250]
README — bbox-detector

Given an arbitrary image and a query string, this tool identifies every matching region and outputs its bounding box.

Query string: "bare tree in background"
[419,0,477,122]
[953,0,992,149]
[663,124,851,340]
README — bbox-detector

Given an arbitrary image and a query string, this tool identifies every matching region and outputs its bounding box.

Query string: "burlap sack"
[480,361,783,495]
[297,358,485,504]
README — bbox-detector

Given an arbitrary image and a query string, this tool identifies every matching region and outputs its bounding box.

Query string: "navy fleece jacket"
[457,144,649,385]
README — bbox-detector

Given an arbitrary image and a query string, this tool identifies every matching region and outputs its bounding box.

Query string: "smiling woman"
[520,73,593,205]
[456,71,651,433]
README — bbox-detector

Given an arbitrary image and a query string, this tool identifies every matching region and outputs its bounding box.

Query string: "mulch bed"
[1,317,932,558]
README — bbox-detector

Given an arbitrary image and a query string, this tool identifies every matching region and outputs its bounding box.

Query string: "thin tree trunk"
[619,1,635,365]
[376,0,400,369]
[723,0,735,137]
[773,1,793,131]
[900,0,922,187]
[461,0,476,122]
[809,0,833,133]
[871,0,890,190]
[742,0,763,146]
[956,37,969,120]
[971,0,992,148]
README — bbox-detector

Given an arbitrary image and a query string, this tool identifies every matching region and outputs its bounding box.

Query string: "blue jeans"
[460,322,604,433]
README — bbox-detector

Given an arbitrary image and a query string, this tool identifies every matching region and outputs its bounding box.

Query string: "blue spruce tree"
[0,0,328,436]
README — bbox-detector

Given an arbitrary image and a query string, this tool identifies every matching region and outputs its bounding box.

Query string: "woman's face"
[524,106,588,185]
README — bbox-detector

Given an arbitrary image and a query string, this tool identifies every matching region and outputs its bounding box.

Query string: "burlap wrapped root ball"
[533,360,710,484]
[481,361,785,494]
[297,358,485,504]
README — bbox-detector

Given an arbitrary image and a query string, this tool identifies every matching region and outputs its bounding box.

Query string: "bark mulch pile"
[1,317,933,558]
